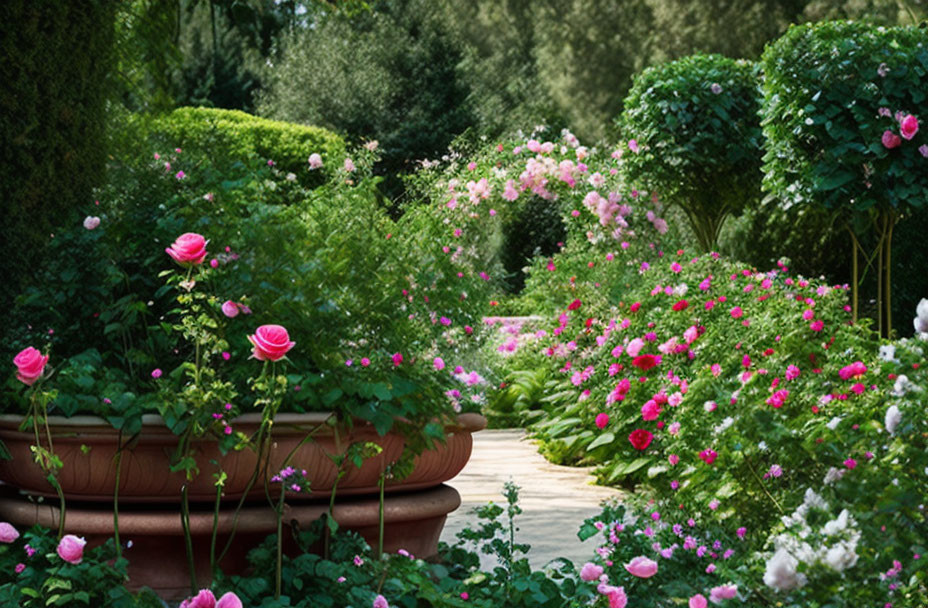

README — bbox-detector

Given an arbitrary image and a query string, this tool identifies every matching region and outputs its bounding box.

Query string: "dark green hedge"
[145,107,346,187]
[0,0,116,308]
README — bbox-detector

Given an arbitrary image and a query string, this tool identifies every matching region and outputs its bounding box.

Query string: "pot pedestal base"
[0,484,461,600]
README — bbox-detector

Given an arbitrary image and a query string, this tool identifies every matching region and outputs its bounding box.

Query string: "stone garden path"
[440,429,623,569]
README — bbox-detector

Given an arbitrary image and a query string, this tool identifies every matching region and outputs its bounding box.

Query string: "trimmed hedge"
[147,107,346,187]
[619,54,763,251]
[0,0,116,308]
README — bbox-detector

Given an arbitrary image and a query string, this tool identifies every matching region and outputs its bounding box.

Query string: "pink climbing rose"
[689,595,708,608]
[165,232,208,265]
[13,347,48,386]
[882,130,902,149]
[580,562,604,581]
[0,523,19,543]
[180,589,243,608]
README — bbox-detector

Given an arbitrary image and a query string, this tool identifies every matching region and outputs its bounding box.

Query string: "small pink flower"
[844,458,857,469]
[180,590,243,608]
[308,153,323,169]
[83,216,101,230]
[151,368,162,379]
[624,556,658,578]
[628,140,640,153]
[689,595,708,608]
[392,352,403,367]
[709,584,738,602]
[13,347,48,386]
[56,535,86,564]
[882,130,902,149]
[221,301,240,318]
[900,114,919,140]
[247,325,295,362]
[595,413,610,429]
[14,563,24,574]
[580,562,604,581]
[361,357,371,367]
[373,595,389,608]
[0,523,19,543]
[730,307,743,319]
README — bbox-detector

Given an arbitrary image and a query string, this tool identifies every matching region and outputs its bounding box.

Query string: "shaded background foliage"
[2,0,927,323]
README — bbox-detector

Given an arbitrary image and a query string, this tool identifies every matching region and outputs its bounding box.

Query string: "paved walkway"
[440,429,623,569]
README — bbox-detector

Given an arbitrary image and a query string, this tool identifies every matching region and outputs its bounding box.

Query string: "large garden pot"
[0,483,461,600]
[0,412,486,503]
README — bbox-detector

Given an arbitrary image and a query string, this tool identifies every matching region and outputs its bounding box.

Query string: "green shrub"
[619,54,763,250]
[0,0,115,308]
[146,107,345,188]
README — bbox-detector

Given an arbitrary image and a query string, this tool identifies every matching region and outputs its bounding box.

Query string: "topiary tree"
[619,54,763,251]
[761,20,928,335]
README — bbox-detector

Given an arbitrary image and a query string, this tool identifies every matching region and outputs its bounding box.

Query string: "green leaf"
[586,432,614,451]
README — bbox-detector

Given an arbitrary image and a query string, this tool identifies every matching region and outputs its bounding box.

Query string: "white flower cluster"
[763,489,860,592]
[913,299,928,336]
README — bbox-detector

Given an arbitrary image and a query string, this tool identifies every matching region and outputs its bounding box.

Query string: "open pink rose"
[709,584,738,602]
[0,522,19,543]
[882,130,902,149]
[624,556,658,578]
[247,325,295,362]
[165,232,208,265]
[56,534,86,564]
[900,114,919,140]
[180,589,243,608]
[580,562,604,581]
[373,595,389,608]
[595,413,610,429]
[13,347,48,386]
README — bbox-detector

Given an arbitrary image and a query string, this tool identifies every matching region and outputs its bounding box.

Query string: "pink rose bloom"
[625,556,658,578]
[626,338,645,357]
[605,587,627,608]
[373,595,390,608]
[308,153,323,169]
[180,589,243,608]
[392,352,403,367]
[628,139,639,153]
[641,400,661,421]
[689,594,708,608]
[56,535,86,564]
[595,413,610,429]
[247,325,295,362]
[0,523,19,543]
[730,306,743,319]
[13,347,48,386]
[165,232,208,265]
[433,357,445,371]
[221,301,240,318]
[83,216,101,230]
[900,114,919,140]
[580,562,604,581]
[882,130,902,149]
[709,584,738,603]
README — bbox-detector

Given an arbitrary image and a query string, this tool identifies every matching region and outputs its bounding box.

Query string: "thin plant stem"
[209,478,222,572]
[744,455,784,516]
[275,484,285,599]
[377,471,385,559]
[181,484,197,594]
[885,211,895,337]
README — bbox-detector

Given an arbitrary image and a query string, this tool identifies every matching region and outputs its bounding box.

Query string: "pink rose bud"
[0,522,20,543]
[83,216,101,230]
[624,556,658,578]
[900,114,919,140]
[221,301,240,318]
[373,595,390,608]
[165,232,208,265]
[56,534,86,564]
[247,325,295,362]
[13,347,48,386]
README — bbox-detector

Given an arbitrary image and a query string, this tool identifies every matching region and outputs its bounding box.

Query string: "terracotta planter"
[0,483,461,600]
[0,412,486,503]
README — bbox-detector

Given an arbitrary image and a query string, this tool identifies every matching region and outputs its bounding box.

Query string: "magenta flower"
[151,368,162,379]
[179,589,243,608]
[372,595,389,608]
[900,114,919,140]
[165,232,208,266]
[392,352,403,367]
[580,562,604,581]
[0,523,19,543]
[595,413,610,429]
[221,300,240,318]
[13,347,48,387]
[698,449,718,465]
[689,595,708,608]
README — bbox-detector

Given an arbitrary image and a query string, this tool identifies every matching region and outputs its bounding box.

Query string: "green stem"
[181,485,197,594]
[209,478,222,572]
[744,455,784,516]
[885,211,895,337]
